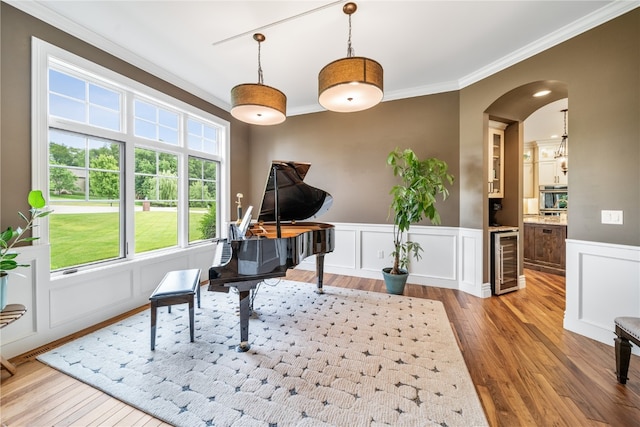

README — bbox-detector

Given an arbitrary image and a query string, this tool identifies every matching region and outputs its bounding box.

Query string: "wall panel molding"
[299,223,487,297]
[564,239,640,354]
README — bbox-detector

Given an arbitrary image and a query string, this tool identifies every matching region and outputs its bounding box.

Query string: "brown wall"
[247,93,461,226]
[460,9,639,248]
[497,122,522,228]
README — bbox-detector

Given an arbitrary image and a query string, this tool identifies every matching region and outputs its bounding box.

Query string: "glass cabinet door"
[488,127,504,198]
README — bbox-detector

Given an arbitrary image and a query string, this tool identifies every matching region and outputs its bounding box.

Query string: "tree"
[50,142,84,167]
[198,203,217,239]
[189,180,212,208]
[49,165,78,195]
[158,171,177,203]
[89,153,119,201]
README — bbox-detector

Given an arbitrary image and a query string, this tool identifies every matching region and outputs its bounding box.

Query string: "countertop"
[488,225,519,232]
[523,215,568,226]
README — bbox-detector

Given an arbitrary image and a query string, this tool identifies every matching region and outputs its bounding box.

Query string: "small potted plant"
[0,190,52,310]
[383,148,453,294]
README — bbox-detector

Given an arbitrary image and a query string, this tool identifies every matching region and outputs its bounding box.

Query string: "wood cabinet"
[535,140,568,185]
[488,124,505,198]
[523,222,567,275]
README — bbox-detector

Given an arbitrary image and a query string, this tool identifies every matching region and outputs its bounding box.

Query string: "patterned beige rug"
[38,280,488,426]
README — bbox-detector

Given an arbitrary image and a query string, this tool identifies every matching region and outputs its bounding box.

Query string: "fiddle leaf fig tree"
[0,190,53,273]
[387,148,453,275]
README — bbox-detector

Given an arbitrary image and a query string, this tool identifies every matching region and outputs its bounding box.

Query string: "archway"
[483,80,568,292]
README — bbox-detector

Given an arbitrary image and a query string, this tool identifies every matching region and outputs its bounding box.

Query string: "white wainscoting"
[1,243,216,359]
[7,228,634,362]
[297,223,490,298]
[564,239,640,355]
[2,224,488,360]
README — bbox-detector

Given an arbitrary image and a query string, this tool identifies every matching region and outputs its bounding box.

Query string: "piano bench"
[149,269,201,351]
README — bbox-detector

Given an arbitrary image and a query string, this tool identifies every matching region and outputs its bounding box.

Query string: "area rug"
[38,280,488,427]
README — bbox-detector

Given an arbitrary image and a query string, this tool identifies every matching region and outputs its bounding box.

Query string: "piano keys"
[209,160,335,351]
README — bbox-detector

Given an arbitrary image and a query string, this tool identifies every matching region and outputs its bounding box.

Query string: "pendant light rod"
[255,33,265,85]
[345,2,356,57]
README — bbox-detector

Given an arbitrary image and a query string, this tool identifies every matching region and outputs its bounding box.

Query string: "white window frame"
[31,37,230,273]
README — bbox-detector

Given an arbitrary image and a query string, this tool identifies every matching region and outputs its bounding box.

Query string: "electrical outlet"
[601,210,623,225]
[377,250,384,259]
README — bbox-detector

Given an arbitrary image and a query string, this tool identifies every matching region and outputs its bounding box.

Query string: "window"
[187,118,218,154]
[33,38,229,273]
[188,157,217,243]
[49,129,123,270]
[49,68,121,131]
[134,100,179,145]
[134,148,178,253]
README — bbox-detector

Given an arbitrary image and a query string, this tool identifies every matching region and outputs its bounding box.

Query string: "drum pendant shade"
[318,56,383,113]
[317,3,383,113]
[231,83,286,125]
[230,33,286,126]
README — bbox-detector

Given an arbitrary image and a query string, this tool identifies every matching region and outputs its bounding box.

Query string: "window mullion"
[124,92,136,259]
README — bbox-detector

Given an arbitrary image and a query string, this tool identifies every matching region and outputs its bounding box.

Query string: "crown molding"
[5,0,230,112]
[6,0,639,117]
[457,1,640,89]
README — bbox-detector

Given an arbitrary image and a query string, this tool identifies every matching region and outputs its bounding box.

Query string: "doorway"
[484,80,568,288]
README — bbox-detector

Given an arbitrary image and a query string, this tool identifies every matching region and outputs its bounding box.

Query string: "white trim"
[0,242,216,359]
[458,1,640,88]
[295,223,489,298]
[31,37,231,271]
[11,0,229,111]
[31,38,51,241]
[564,239,640,355]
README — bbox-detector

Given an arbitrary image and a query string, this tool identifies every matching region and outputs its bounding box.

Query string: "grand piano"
[208,160,335,351]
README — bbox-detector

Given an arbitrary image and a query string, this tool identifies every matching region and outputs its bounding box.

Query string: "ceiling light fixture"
[230,33,286,125]
[318,2,383,113]
[555,108,568,174]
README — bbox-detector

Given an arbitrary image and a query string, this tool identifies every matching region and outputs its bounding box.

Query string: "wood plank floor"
[2,268,639,426]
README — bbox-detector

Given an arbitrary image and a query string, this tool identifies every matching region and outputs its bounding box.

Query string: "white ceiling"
[524,98,568,143]
[8,1,638,138]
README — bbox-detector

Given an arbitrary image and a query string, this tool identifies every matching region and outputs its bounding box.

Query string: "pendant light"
[231,33,286,125]
[318,2,383,113]
[555,108,568,175]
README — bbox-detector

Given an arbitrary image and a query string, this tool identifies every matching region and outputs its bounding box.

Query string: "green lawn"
[50,211,206,270]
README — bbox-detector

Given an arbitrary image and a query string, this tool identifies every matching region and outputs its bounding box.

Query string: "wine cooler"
[490,230,520,295]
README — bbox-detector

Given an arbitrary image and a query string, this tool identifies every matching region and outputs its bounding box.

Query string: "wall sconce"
[231,33,287,125]
[318,2,383,113]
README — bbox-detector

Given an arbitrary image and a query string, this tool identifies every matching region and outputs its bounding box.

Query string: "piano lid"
[258,160,333,222]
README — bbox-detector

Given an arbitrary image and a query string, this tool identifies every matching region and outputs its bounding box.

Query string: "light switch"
[601,210,623,225]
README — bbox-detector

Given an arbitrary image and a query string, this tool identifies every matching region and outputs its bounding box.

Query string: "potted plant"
[0,190,52,310]
[383,148,453,294]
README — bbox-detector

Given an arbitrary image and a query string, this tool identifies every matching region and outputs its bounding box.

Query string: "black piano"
[208,160,335,351]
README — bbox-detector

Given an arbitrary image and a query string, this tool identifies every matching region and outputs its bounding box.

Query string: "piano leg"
[228,279,261,352]
[316,254,325,294]
[237,288,251,352]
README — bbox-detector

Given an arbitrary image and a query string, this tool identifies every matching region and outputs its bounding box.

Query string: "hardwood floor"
[2,269,639,426]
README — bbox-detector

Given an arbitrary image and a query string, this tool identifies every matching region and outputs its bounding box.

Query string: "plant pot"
[382,267,408,295]
[0,273,8,311]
